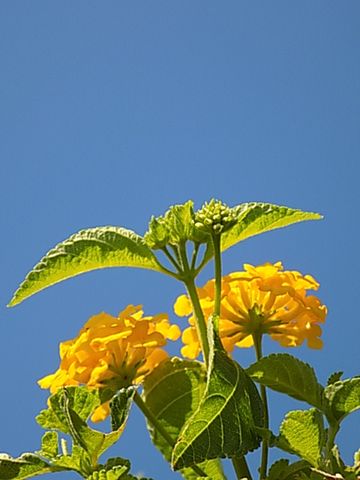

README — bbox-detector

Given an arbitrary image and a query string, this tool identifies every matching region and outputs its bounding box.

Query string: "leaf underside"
[9,226,161,306]
[222,202,322,252]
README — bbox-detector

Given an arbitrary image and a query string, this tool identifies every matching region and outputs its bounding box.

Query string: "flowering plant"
[2,200,359,480]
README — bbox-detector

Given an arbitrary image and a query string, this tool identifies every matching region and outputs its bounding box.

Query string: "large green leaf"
[247,353,324,409]
[324,377,360,422]
[142,357,225,480]
[171,321,263,470]
[221,202,322,252]
[277,409,325,467]
[9,226,162,306]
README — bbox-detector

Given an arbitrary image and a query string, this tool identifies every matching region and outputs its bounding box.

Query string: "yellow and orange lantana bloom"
[175,262,327,359]
[38,305,181,421]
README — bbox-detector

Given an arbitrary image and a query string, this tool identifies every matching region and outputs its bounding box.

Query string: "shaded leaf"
[327,372,343,386]
[221,202,322,252]
[324,377,360,422]
[142,357,225,479]
[171,322,263,470]
[0,453,52,479]
[247,353,324,409]
[9,227,162,306]
[110,386,136,431]
[278,409,325,467]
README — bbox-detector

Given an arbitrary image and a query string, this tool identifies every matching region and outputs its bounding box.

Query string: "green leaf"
[9,226,162,306]
[144,201,208,249]
[87,458,131,480]
[37,386,101,433]
[37,387,133,465]
[221,202,322,253]
[50,444,89,474]
[324,377,360,422]
[0,453,52,479]
[39,432,58,459]
[61,388,133,461]
[171,322,263,470]
[142,357,225,480]
[327,372,344,386]
[247,353,324,409]
[267,459,311,480]
[278,409,325,467]
[110,387,136,431]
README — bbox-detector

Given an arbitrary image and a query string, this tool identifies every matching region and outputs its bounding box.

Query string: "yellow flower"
[174,262,327,359]
[39,305,181,421]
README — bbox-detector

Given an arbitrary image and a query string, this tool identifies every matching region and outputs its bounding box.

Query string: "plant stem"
[212,234,222,320]
[162,246,182,272]
[253,334,269,480]
[231,456,253,480]
[211,233,252,480]
[134,392,208,477]
[184,277,210,365]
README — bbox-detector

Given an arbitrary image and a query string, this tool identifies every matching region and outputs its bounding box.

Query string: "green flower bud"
[194,199,237,235]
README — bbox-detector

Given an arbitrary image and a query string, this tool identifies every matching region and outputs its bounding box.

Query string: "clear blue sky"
[1,2,359,479]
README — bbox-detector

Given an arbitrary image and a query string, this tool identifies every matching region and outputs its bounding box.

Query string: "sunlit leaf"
[247,353,324,409]
[267,459,311,480]
[277,409,325,467]
[324,377,360,422]
[39,432,58,459]
[222,202,322,252]
[9,227,162,306]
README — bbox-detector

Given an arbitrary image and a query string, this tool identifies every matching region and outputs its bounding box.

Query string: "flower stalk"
[253,332,269,480]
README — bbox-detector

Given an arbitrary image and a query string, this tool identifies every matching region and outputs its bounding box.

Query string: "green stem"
[212,234,222,320]
[162,246,182,272]
[184,277,210,365]
[253,334,269,480]
[190,242,200,270]
[232,456,253,480]
[211,233,252,480]
[134,392,208,478]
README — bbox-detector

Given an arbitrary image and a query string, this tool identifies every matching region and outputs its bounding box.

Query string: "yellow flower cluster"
[38,305,181,421]
[175,262,327,359]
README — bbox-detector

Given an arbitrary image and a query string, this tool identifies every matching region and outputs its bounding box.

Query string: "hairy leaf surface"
[171,324,263,470]
[142,358,225,480]
[0,453,52,479]
[9,227,162,306]
[324,377,360,422]
[247,353,323,409]
[221,202,322,252]
[278,409,325,467]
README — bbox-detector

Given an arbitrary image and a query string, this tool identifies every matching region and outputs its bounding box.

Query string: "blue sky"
[1,2,359,479]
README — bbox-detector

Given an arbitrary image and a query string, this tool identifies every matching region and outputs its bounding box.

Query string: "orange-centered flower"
[38,305,181,421]
[175,262,327,359]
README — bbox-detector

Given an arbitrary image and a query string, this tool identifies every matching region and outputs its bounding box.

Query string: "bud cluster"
[194,199,237,235]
